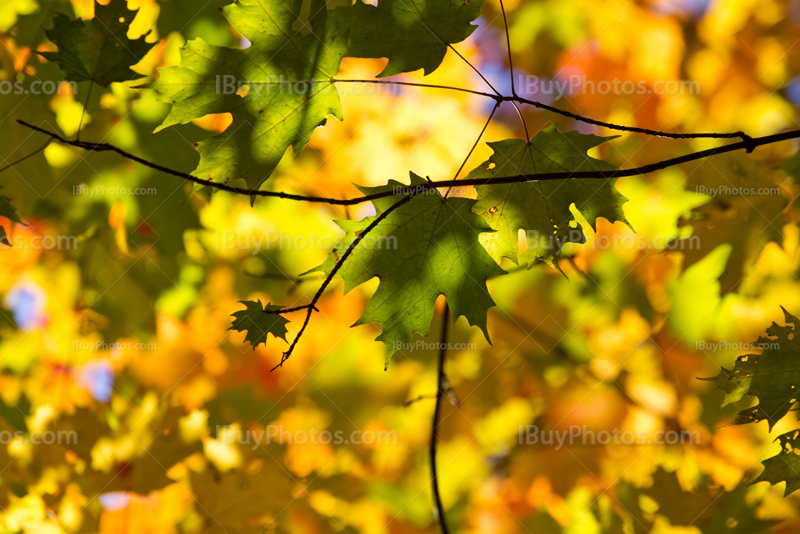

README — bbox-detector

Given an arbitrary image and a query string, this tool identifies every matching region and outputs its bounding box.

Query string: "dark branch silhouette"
[19,120,796,206]
[431,306,451,534]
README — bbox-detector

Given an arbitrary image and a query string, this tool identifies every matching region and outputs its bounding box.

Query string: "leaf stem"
[447,44,501,97]
[445,101,500,198]
[0,140,51,175]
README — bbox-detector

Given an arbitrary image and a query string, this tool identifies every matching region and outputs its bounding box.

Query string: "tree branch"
[263,304,318,315]
[250,77,754,141]
[511,94,754,143]
[20,120,799,206]
[430,305,450,534]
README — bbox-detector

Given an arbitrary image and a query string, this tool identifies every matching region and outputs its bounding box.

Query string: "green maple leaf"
[153,0,346,191]
[467,126,629,267]
[700,307,800,430]
[0,192,23,224]
[39,1,154,87]
[0,188,25,248]
[229,300,289,349]
[751,429,800,496]
[335,0,483,77]
[308,173,505,364]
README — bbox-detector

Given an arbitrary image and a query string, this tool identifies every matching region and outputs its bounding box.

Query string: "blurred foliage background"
[1,0,800,532]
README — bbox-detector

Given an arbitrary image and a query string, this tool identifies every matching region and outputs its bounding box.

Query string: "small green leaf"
[335,0,484,77]
[700,306,800,430]
[751,429,800,496]
[229,300,289,350]
[39,1,154,87]
[467,126,629,267]
[308,173,505,364]
[0,192,23,224]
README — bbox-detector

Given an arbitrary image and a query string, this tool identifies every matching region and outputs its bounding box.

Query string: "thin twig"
[297,79,750,142]
[270,193,417,371]
[20,120,797,205]
[332,78,494,99]
[496,0,531,138]
[263,304,318,315]
[404,394,437,406]
[445,101,500,198]
[512,94,752,142]
[447,44,501,97]
[430,306,450,534]
[0,140,51,175]
[498,0,517,97]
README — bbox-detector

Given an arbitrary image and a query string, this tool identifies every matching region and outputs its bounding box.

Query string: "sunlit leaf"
[309,173,505,365]
[153,0,346,191]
